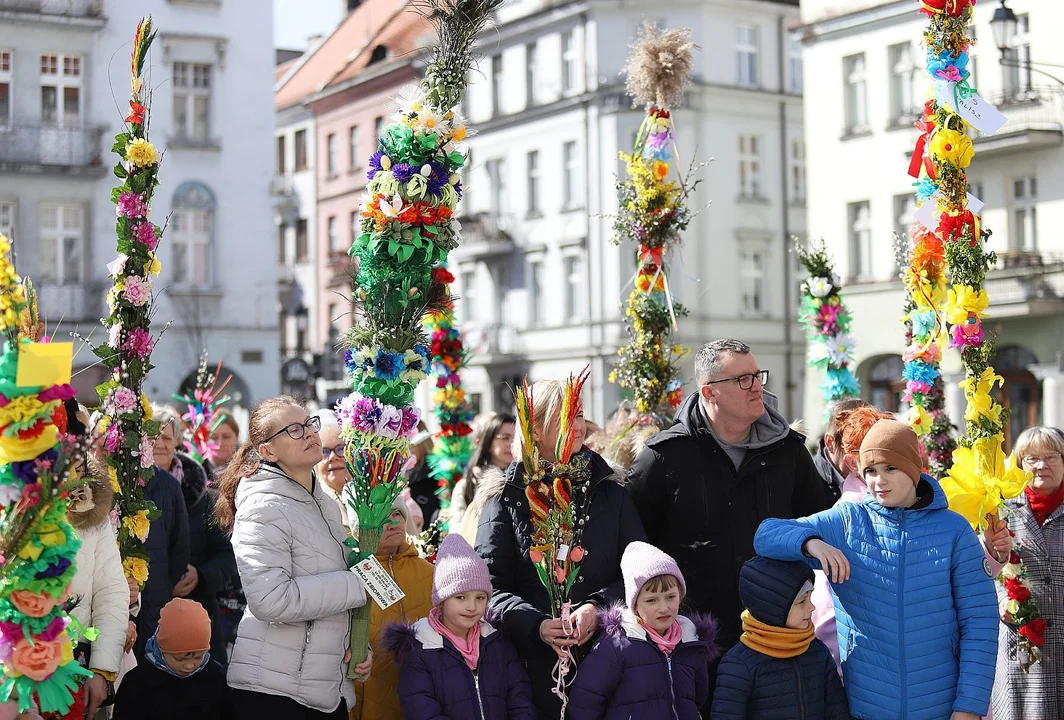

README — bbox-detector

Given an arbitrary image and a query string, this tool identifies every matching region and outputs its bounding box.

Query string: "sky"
[274,0,343,51]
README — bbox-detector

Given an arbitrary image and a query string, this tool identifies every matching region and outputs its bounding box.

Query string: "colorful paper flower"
[133,221,159,250]
[122,275,152,307]
[124,138,158,168]
[940,434,1029,530]
[930,128,975,169]
[945,285,989,325]
[116,191,148,219]
[122,327,153,359]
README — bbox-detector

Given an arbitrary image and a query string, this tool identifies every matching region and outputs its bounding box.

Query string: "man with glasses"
[628,339,827,707]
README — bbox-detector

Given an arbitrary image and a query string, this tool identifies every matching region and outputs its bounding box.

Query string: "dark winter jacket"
[568,607,719,720]
[407,459,439,526]
[382,614,536,720]
[711,556,849,720]
[112,656,230,720]
[474,449,647,720]
[134,467,190,660]
[177,452,235,667]
[627,393,828,651]
[812,439,844,506]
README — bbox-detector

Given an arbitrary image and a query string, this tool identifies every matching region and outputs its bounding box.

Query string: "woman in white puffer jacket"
[214,396,371,719]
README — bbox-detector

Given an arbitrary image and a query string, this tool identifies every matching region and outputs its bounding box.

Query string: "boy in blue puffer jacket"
[755,419,999,720]
[711,556,848,719]
[568,542,720,720]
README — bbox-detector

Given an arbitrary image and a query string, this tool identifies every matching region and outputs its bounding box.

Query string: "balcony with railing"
[0,125,106,174]
[983,251,1064,317]
[465,323,523,365]
[36,282,100,323]
[975,86,1064,155]
[451,213,517,261]
[0,0,103,20]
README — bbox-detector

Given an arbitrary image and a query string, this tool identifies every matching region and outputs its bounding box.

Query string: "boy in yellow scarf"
[710,556,849,719]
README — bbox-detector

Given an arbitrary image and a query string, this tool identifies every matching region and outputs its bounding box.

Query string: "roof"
[324,2,432,90]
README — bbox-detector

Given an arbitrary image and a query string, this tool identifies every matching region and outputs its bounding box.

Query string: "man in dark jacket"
[628,339,829,660]
[133,466,190,661]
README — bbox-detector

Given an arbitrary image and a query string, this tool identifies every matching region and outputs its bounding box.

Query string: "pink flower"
[122,275,152,307]
[936,66,962,83]
[138,434,154,469]
[108,387,138,414]
[122,328,154,359]
[133,222,159,250]
[377,405,404,439]
[398,405,421,438]
[950,321,985,349]
[20,483,41,508]
[105,423,124,453]
[117,192,148,219]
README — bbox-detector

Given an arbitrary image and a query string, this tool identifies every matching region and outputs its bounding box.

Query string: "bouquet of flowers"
[170,353,233,466]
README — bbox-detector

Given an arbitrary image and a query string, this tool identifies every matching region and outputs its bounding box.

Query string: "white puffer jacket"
[67,476,128,675]
[226,462,367,713]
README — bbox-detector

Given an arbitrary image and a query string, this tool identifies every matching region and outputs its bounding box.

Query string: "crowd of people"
[2,338,1062,720]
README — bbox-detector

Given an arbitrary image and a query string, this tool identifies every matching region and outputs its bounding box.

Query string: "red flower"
[1018,618,1047,646]
[1009,551,1022,565]
[126,101,146,125]
[432,268,455,285]
[1005,577,1031,603]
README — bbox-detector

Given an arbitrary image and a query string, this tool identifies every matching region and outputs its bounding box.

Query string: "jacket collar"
[411,616,497,649]
[618,609,698,644]
[863,473,947,517]
[236,462,321,507]
[656,392,804,451]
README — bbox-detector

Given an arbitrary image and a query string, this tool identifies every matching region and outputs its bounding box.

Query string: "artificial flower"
[107,322,123,349]
[138,433,154,469]
[950,319,984,348]
[141,394,153,420]
[144,254,162,276]
[122,275,152,307]
[945,285,989,325]
[125,138,158,168]
[910,309,939,339]
[123,510,150,542]
[807,277,833,298]
[122,327,153,360]
[104,423,123,453]
[376,405,404,439]
[108,387,138,414]
[116,192,148,219]
[372,348,406,381]
[929,128,975,169]
[908,404,933,436]
[8,636,66,681]
[123,556,149,584]
[903,359,939,385]
[940,434,1029,530]
[133,221,159,250]
[109,465,121,495]
[106,254,128,278]
[126,101,146,125]
[8,590,61,618]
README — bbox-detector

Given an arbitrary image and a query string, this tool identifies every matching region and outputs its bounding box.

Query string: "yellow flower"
[143,254,162,276]
[123,556,149,584]
[652,161,670,182]
[125,138,158,168]
[1006,598,1020,616]
[929,128,975,169]
[450,125,467,142]
[18,542,42,562]
[141,395,153,421]
[959,367,1005,425]
[123,511,150,542]
[940,434,1030,530]
[38,523,66,548]
[945,285,989,326]
[908,405,932,436]
[109,466,122,495]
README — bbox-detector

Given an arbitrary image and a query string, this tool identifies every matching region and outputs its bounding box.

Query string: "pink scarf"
[428,607,481,670]
[643,620,683,656]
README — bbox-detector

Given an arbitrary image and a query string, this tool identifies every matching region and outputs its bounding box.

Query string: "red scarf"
[428,607,481,670]
[1026,484,1064,526]
[642,619,683,657]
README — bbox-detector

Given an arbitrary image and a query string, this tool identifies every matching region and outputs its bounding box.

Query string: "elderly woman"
[154,405,235,666]
[474,378,647,720]
[314,409,351,534]
[992,426,1064,719]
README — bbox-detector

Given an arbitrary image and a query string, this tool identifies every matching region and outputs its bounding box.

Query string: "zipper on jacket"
[792,658,806,720]
[665,656,681,720]
[897,511,907,718]
[299,620,313,672]
[472,669,486,720]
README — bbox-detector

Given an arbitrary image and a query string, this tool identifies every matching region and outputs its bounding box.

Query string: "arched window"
[991,345,1040,452]
[172,182,215,288]
[865,355,908,414]
[369,45,388,64]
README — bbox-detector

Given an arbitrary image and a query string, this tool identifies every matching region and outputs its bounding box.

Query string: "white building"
[443,0,808,423]
[0,0,278,410]
[798,0,1064,447]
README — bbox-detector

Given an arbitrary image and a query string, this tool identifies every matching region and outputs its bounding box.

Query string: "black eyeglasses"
[264,416,321,444]
[705,370,769,391]
[322,444,346,458]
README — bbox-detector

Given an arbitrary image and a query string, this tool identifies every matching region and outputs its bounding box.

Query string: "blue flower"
[414,343,431,363]
[911,310,937,338]
[902,360,939,385]
[821,367,860,401]
[367,151,386,181]
[915,177,939,202]
[391,162,416,183]
[373,348,406,380]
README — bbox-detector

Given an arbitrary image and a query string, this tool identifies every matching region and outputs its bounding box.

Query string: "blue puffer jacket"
[567,607,719,720]
[754,474,999,720]
[382,615,536,720]
[710,556,848,720]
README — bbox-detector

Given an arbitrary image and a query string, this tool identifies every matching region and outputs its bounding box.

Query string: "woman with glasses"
[452,412,516,542]
[215,396,371,719]
[991,426,1064,720]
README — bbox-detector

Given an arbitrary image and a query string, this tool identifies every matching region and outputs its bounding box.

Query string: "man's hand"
[804,538,850,583]
[173,565,199,597]
[539,618,578,658]
[124,621,137,654]
[127,576,140,607]
[571,603,598,646]
[982,514,1012,563]
[84,673,109,717]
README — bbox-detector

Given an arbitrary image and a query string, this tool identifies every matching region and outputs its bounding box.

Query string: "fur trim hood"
[598,604,721,661]
[67,473,115,530]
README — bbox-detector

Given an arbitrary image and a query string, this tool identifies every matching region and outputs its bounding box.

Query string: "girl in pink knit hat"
[382,534,535,720]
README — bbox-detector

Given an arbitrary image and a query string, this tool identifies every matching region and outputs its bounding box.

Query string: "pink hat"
[432,533,492,607]
[621,541,686,609]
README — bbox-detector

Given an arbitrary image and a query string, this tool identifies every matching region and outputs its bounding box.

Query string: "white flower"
[1001,563,1022,580]
[808,276,833,298]
[449,219,463,240]
[378,195,405,219]
[107,322,123,349]
[415,108,445,134]
[393,85,427,118]
[107,254,129,278]
[826,333,856,366]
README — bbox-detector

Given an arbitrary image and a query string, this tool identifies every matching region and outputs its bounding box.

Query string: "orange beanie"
[156,598,211,653]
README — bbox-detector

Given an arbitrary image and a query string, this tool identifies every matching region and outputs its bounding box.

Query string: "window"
[491,55,503,116]
[350,210,359,249]
[843,53,869,134]
[38,204,82,284]
[740,248,766,315]
[374,116,384,141]
[991,346,1040,452]
[525,43,537,107]
[736,25,760,87]
[369,45,387,64]
[172,62,211,142]
[563,254,584,321]
[790,140,805,203]
[0,201,13,240]
[787,33,803,93]
[967,26,979,92]
[848,201,872,281]
[327,215,338,254]
[171,183,214,287]
[888,43,917,125]
[738,134,761,198]
[1012,176,1037,252]
[1004,14,1032,98]
[868,355,908,414]
[460,270,477,322]
[563,141,578,208]
[893,193,917,242]
[487,158,508,216]
[326,133,337,176]
[40,54,81,128]
[349,126,360,169]
[295,218,308,262]
[529,259,544,326]
[526,150,539,215]
[294,129,308,170]
[278,223,287,263]
[0,50,11,129]
[562,30,577,94]
[277,135,286,175]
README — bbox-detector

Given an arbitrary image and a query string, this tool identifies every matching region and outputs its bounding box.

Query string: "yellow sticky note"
[16,342,73,388]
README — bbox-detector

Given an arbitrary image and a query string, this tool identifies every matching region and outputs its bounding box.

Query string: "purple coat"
[382,616,536,720]
[568,607,720,720]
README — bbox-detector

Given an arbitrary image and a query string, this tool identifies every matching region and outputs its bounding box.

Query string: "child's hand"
[804,538,850,583]
[951,712,980,720]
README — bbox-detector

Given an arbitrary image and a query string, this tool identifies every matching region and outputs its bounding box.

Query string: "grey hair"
[314,408,340,431]
[151,404,182,435]
[694,339,751,387]
[1013,426,1064,462]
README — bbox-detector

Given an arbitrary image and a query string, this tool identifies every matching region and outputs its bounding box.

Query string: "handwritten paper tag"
[914,192,984,230]
[351,556,406,610]
[937,82,1008,136]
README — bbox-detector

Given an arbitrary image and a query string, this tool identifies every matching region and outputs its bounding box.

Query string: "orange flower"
[652,161,670,181]
[10,637,65,681]
[9,590,60,618]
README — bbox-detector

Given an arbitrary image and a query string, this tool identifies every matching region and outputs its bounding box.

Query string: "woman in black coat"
[474,379,647,720]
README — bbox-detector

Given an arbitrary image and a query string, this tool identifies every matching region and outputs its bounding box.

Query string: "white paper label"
[913,192,984,230]
[938,82,1008,136]
[557,544,569,562]
[351,556,406,610]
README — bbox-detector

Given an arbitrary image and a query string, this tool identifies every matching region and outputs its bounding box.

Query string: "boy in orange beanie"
[112,598,230,719]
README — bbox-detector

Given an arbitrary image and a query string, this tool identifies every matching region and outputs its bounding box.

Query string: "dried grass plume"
[624,21,695,109]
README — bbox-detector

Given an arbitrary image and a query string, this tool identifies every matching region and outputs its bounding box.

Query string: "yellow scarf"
[739,609,815,659]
